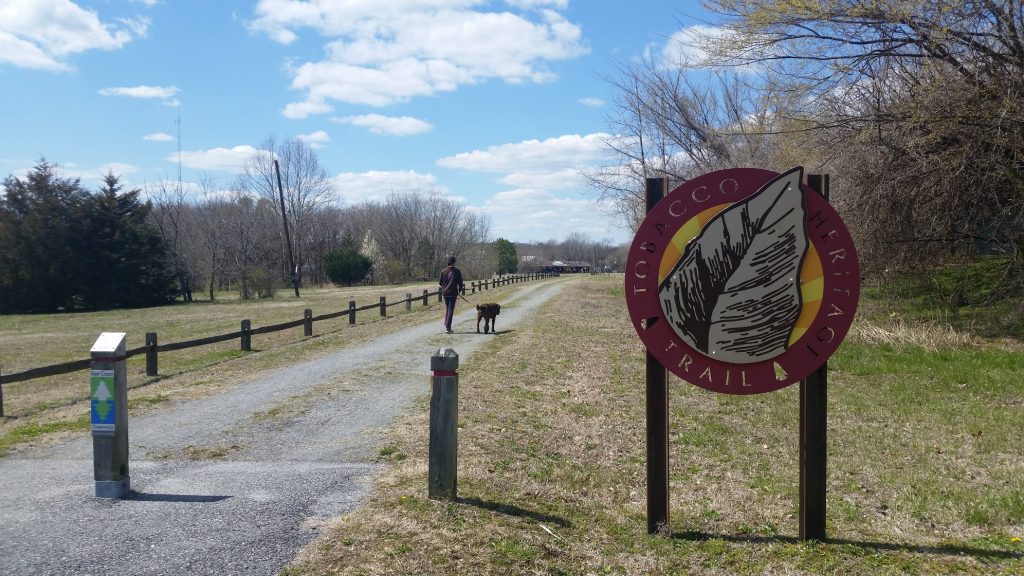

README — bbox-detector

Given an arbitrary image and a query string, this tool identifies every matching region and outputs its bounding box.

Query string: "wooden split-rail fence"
[0,273,552,416]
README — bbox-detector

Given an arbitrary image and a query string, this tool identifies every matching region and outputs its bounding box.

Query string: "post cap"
[91,332,126,355]
[430,348,459,371]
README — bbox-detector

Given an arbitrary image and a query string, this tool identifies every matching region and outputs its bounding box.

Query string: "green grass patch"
[0,416,89,456]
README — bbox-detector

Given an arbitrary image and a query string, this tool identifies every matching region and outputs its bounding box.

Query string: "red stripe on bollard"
[432,370,457,377]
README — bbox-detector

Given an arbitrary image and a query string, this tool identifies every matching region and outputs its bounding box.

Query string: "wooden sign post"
[800,173,830,541]
[645,177,670,535]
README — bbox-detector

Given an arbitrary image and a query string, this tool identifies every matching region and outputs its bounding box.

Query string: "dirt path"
[0,278,571,576]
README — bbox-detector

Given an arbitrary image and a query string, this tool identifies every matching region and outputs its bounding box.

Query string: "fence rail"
[0,273,552,416]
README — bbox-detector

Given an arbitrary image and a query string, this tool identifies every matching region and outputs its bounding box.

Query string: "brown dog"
[476,303,501,333]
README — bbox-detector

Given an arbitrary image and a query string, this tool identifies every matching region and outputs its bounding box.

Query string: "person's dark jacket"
[439,266,464,297]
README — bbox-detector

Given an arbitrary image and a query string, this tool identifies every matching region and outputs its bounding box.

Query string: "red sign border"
[625,168,860,394]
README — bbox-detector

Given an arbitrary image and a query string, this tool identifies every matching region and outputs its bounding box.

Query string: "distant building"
[541,260,591,273]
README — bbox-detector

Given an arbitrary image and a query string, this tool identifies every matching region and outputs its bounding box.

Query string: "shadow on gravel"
[475,329,514,336]
[672,531,1022,560]
[457,496,571,528]
[127,491,232,504]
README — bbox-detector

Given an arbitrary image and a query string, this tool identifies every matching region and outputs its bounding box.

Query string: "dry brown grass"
[0,278,520,453]
[848,317,980,351]
[283,275,1022,576]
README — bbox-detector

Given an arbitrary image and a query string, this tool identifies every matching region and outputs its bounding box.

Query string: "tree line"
[0,138,513,313]
[587,0,1024,306]
[0,162,177,313]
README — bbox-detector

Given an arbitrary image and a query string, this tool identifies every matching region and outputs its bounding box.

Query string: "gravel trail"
[0,279,567,576]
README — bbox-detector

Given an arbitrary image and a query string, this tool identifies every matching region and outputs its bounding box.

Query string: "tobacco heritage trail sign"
[626,167,860,394]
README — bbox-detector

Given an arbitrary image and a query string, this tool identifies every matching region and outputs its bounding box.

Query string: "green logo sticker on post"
[90,369,116,434]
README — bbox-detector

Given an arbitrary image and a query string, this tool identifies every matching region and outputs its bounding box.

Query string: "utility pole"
[274,159,300,297]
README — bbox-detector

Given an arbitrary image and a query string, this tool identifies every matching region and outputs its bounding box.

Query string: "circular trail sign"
[625,167,860,394]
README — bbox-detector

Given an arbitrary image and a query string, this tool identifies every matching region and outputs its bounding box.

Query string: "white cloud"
[479,188,621,243]
[97,162,140,177]
[296,130,330,148]
[251,1,587,115]
[332,114,433,136]
[504,0,569,8]
[0,0,147,71]
[579,97,604,107]
[144,132,175,142]
[436,132,628,242]
[331,170,444,204]
[437,133,608,188]
[99,85,180,99]
[172,145,259,172]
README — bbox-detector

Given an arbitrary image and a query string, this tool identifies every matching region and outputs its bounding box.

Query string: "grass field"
[0,278,494,454]
[281,275,1023,575]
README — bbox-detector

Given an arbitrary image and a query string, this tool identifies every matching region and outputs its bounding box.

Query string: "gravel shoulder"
[0,278,570,576]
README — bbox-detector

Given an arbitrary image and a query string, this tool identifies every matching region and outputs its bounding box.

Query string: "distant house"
[541,260,591,273]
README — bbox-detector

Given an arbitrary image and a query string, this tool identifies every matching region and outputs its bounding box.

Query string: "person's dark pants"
[443,295,457,331]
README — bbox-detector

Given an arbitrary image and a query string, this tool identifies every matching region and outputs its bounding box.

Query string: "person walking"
[439,256,465,334]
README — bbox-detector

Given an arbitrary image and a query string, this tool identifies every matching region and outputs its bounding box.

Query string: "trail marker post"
[90,332,130,499]
[429,348,459,500]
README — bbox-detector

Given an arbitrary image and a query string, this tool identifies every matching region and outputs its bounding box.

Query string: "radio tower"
[176,111,182,185]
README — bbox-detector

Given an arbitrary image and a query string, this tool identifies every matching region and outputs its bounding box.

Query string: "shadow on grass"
[457,496,572,528]
[128,491,231,503]
[671,531,1022,560]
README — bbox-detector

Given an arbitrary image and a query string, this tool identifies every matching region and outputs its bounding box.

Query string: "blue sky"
[0,0,709,244]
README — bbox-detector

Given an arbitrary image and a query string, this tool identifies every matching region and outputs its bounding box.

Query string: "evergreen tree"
[324,236,373,286]
[81,173,178,308]
[0,163,178,312]
[493,238,518,274]
[0,160,90,312]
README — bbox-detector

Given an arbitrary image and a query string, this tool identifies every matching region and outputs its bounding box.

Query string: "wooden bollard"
[145,332,158,376]
[422,289,428,305]
[380,296,387,317]
[241,320,251,351]
[349,300,356,325]
[304,309,313,336]
[0,371,5,417]
[406,293,412,312]
[429,348,459,500]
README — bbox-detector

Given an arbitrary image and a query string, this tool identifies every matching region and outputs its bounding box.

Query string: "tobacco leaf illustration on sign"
[659,167,809,363]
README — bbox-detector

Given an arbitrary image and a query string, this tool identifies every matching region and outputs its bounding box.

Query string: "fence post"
[0,370,4,417]
[304,309,313,337]
[380,296,387,317]
[349,300,356,325]
[429,348,459,500]
[406,293,412,312]
[91,332,130,499]
[422,290,428,305]
[437,289,443,303]
[145,332,158,376]
[241,320,251,351]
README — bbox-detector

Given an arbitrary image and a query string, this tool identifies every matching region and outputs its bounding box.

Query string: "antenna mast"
[176,111,182,185]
